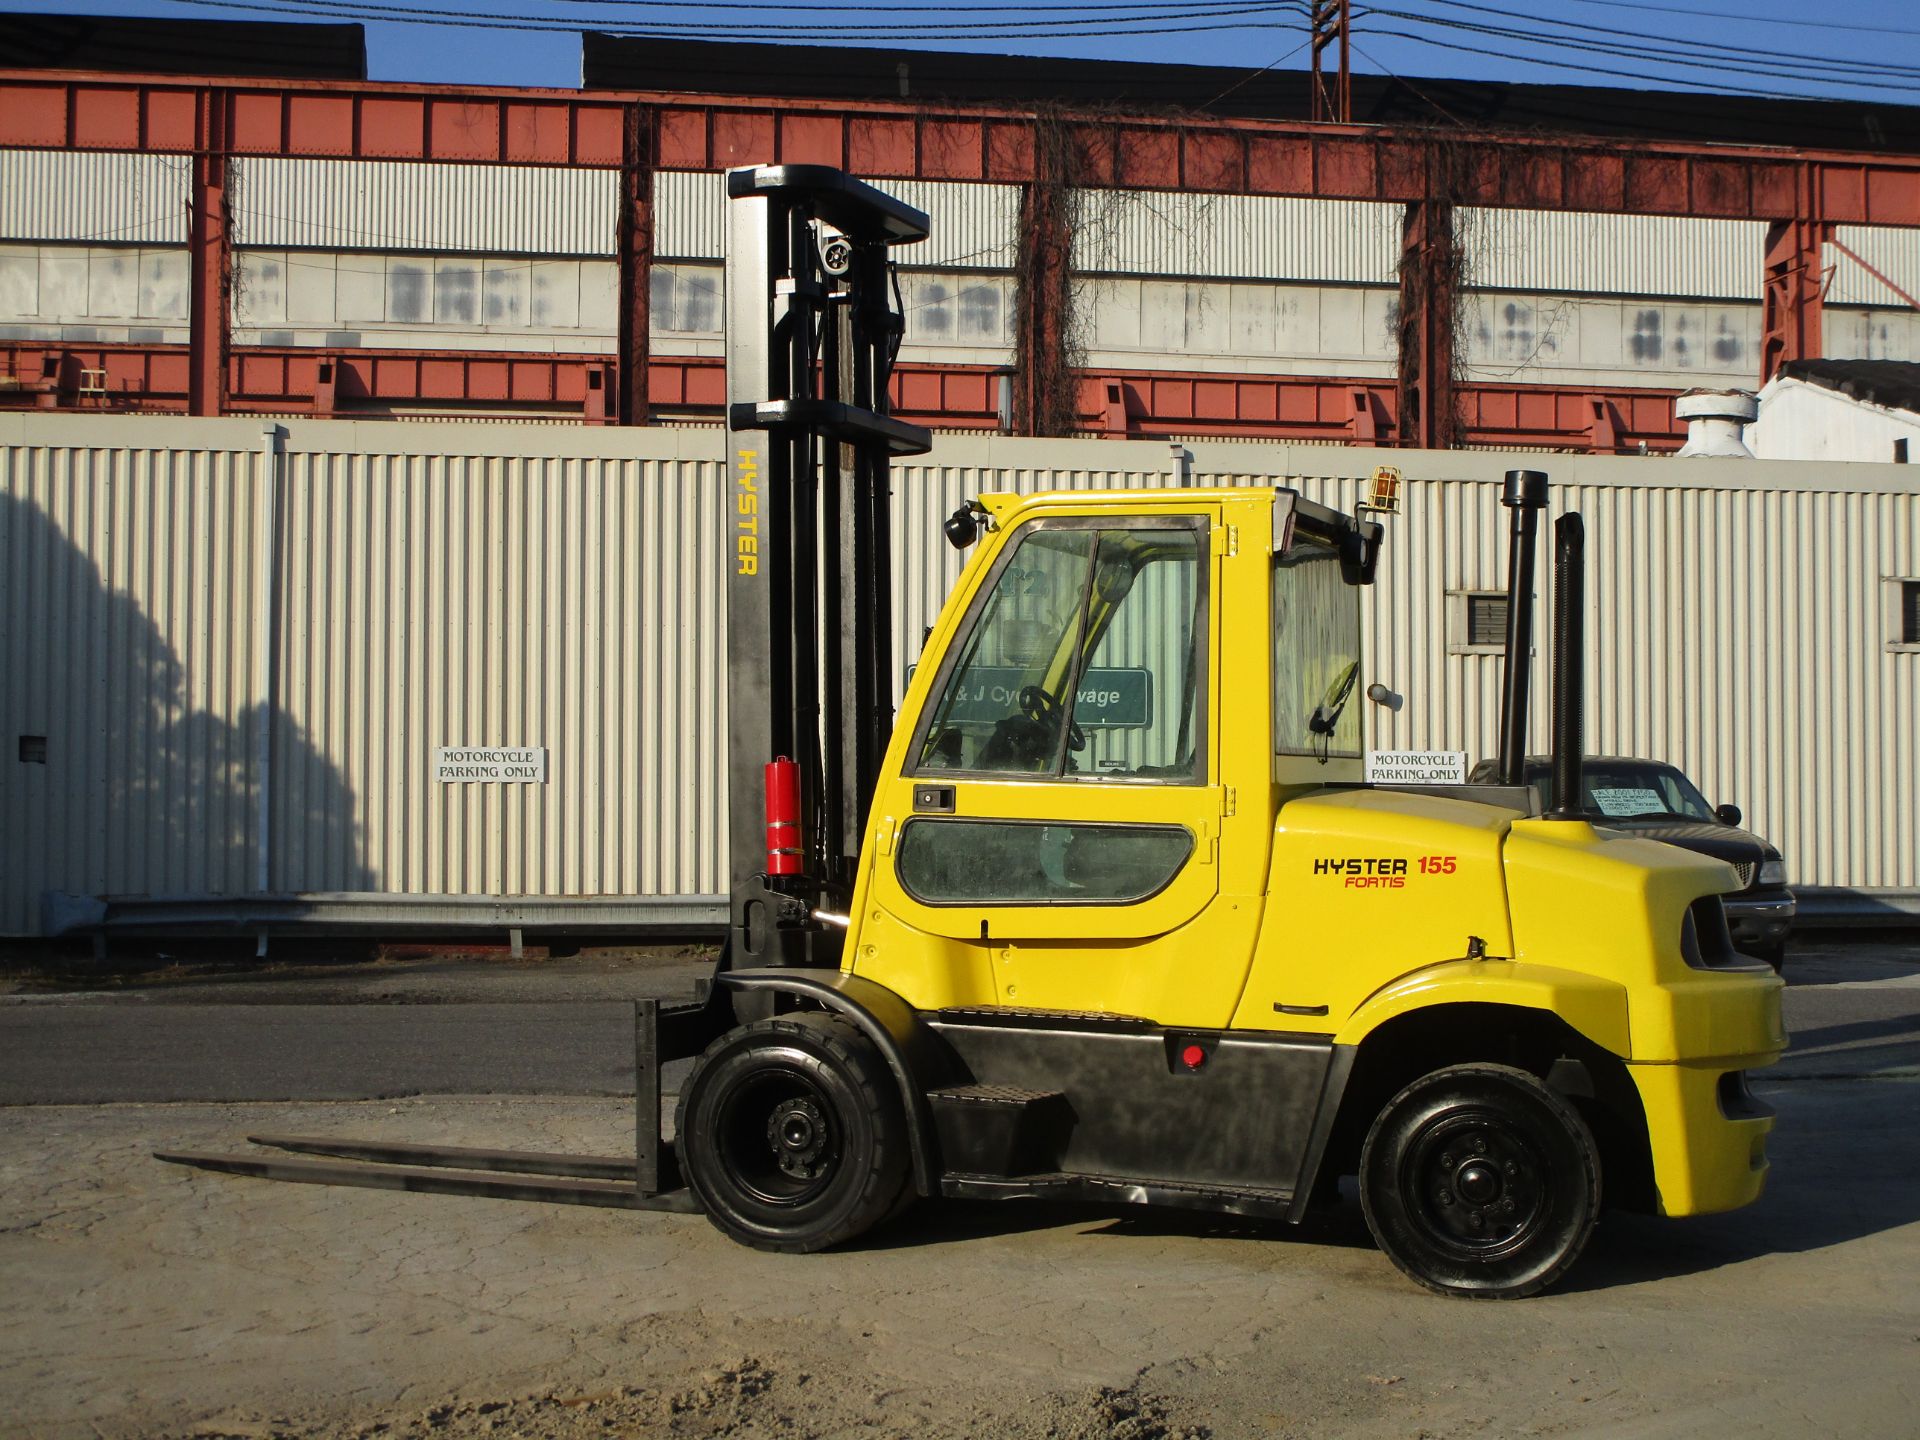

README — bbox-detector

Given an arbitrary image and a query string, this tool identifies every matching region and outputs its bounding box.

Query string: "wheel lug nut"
[1467,1211,1483,1229]
[1440,1153,1454,1167]
[1437,1189,1452,1205]
[1505,1162,1518,1177]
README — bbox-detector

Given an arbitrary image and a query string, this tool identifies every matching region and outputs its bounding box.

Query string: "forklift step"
[933,1005,1154,1033]
[154,1147,702,1213]
[927,1085,1070,1177]
[926,1085,1065,1106]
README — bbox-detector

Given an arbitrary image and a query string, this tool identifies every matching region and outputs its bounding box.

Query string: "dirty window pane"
[916,528,1096,774]
[1273,539,1361,760]
[1077,529,1201,779]
[915,523,1204,780]
[897,820,1193,905]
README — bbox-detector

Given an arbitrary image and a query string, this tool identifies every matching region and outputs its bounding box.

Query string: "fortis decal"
[1312,856,1458,890]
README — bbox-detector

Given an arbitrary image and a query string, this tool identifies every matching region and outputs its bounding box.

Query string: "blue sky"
[20,0,1920,102]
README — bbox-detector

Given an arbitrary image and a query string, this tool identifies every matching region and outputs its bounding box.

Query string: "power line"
[1558,0,1920,40]
[1381,0,1920,83]
[1366,9,1920,96]
[1362,24,1896,103]
[1202,37,1311,108]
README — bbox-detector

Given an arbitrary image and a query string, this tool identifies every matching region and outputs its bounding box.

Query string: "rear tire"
[676,1012,912,1253]
[1358,1063,1601,1300]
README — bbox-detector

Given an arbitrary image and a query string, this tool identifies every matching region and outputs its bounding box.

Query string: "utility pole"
[1310,0,1352,125]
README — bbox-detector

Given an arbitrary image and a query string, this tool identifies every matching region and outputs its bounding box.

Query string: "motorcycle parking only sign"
[434,747,548,783]
[1365,751,1467,785]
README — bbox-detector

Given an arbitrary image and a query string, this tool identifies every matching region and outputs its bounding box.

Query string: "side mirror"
[1715,803,1743,827]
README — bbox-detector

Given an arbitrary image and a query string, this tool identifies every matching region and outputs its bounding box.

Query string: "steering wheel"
[1019,684,1086,753]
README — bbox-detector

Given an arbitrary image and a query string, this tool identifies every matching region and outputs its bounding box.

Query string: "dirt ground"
[4,1077,1918,1440]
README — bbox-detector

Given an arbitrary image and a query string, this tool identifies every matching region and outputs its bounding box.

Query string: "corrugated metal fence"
[2,413,1914,934]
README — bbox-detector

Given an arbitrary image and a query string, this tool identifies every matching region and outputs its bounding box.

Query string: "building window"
[1451,591,1510,654]
[1896,579,1920,649]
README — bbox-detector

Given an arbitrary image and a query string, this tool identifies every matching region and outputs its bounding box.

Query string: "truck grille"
[1730,862,1755,890]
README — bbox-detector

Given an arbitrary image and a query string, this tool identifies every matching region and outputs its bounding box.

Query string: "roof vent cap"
[1674,388,1758,458]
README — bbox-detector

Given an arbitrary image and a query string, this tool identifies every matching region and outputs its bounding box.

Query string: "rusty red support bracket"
[1761,165,1830,384]
[187,87,231,417]
[1586,395,1620,453]
[1762,217,1829,383]
[616,104,655,426]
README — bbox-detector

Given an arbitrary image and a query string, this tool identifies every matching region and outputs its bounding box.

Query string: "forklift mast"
[722,165,933,969]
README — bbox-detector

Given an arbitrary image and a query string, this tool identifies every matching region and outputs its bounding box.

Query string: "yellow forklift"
[165,166,1784,1299]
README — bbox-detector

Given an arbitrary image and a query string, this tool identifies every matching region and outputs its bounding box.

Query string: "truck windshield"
[1273,536,1362,761]
[1531,762,1718,820]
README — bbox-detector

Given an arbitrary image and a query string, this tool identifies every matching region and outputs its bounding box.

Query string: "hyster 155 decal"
[1313,856,1458,889]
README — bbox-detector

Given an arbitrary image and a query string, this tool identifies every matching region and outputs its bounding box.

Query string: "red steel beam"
[616,103,655,425]
[1013,147,1074,436]
[4,70,1919,226]
[186,87,230,416]
[1397,198,1458,451]
[0,341,1684,450]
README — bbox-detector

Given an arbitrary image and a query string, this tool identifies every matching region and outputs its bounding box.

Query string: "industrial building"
[0,20,1916,938]
[4,20,1919,446]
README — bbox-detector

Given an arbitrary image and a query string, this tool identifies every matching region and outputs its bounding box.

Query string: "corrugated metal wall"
[1073,193,1400,283]
[1464,210,1764,300]
[271,430,726,900]
[231,158,617,257]
[655,170,1017,270]
[0,148,189,245]
[1,413,1914,933]
[1,423,265,932]
[1830,224,1920,308]
[4,148,1912,313]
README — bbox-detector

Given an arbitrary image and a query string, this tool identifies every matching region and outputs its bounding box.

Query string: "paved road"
[2,935,1916,1439]
[1,936,1914,1103]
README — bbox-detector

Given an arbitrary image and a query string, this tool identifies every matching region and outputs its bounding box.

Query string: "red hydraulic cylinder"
[764,757,803,877]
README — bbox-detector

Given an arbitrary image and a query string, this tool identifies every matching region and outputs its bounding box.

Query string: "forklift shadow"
[1555,1079,1920,1295]
[851,1194,1375,1254]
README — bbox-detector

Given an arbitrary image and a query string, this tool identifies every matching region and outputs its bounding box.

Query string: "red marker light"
[1180,1043,1207,1070]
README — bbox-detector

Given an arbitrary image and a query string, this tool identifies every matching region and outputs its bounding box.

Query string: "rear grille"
[1731,862,1756,890]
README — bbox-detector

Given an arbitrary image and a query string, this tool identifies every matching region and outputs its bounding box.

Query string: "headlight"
[1759,859,1786,887]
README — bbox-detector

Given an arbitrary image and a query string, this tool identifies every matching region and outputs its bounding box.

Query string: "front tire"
[1358,1063,1601,1300]
[676,1012,912,1253]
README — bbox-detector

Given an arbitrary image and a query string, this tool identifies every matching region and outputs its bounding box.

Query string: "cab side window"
[914,520,1205,782]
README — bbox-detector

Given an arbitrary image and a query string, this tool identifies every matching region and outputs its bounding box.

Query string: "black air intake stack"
[1547,512,1587,820]
[1496,470,1549,786]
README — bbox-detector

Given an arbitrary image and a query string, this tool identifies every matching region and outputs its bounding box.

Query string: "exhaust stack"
[1496,470,1549,786]
[1548,514,1588,820]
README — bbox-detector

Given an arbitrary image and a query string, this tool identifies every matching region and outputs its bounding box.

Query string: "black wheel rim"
[714,1065,842,1209]
[1399,1105,1551,1261]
